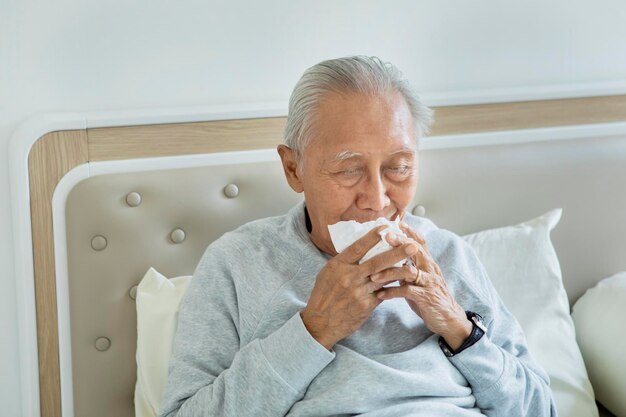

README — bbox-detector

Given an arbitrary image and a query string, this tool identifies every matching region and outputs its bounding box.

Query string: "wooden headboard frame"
[21,95,626,417]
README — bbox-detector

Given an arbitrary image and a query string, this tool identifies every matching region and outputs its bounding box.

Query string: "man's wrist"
[300,311,335,350]
[439,311,487,357]
[442,318,473,351]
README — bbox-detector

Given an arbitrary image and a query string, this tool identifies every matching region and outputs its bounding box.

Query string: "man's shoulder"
[198,209,305,273]
[191,209,306,305]
[219,211,295,249]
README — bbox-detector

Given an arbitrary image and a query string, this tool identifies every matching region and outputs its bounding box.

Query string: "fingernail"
[371,273,380,282]
[377,291,386,300]
[386,232,396,242]
[405,244,418,255]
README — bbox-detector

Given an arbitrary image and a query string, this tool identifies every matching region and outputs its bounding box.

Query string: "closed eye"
[386,166,412,175]
[339,168,363,176]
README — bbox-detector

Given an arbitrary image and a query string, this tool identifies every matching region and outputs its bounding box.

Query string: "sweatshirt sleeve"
[441,234,558,417]
[158,241,335,417]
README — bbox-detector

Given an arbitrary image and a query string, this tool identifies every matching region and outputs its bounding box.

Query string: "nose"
[356,171,390,213]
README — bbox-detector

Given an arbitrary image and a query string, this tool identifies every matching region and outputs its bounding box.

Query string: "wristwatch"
[439,311,487,357]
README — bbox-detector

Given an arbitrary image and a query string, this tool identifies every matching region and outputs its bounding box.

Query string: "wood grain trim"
[432,94,626,135]
[28,130,89,417]
[88,117,287,161]
[87,95,626,161]
[26,94,626,416]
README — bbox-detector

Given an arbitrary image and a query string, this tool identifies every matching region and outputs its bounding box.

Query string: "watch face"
[472,315,487,333]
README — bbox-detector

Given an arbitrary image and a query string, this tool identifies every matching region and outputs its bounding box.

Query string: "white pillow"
[135,267,191,417]
[572,272,626,417]
[463,209,598,417]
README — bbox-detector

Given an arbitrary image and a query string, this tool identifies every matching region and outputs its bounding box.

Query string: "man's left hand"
[373,222,472,351]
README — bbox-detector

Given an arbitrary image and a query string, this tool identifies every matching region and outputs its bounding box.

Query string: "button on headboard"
[64,160,302,417]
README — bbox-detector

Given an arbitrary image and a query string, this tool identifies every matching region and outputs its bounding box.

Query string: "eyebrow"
[332,150,363,162]
[389,148,416,157]
[331,147,415,162]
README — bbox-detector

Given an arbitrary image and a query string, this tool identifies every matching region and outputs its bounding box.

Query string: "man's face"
[280,91,419,255]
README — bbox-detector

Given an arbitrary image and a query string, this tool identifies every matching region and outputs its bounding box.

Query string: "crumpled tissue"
[328,217,410,267]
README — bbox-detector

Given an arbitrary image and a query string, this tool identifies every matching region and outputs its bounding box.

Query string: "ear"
[277,145,304,193]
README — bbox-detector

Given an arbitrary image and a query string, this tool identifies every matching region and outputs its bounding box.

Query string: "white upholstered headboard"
[9,96,626,417]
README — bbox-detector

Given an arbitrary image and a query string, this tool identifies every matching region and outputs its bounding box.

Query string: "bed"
[9,95,626,417]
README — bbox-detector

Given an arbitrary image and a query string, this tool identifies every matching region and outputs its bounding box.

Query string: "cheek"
[388,177,418,207]
[306,180,355,216]
[319,185,360,222]
[327,183,358,206]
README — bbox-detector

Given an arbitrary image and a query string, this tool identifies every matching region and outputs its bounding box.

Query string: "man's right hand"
[301,225,419,350]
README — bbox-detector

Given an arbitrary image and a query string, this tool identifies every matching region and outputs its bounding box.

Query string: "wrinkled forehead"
[295,91,419,171]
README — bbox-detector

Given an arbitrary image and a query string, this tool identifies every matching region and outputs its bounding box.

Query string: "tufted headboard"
[12,94,626,417]
[63,154,303,416]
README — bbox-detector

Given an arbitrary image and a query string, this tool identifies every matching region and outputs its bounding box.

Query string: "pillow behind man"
[135,268,191,417]
[462,208,598,417]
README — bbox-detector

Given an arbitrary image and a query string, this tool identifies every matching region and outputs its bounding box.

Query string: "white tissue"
[328,217,409,267]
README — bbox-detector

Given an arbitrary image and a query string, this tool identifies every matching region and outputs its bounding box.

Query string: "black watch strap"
[439,311,486,357]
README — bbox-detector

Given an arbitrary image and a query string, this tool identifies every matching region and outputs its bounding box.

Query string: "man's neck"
[304,205,337,256]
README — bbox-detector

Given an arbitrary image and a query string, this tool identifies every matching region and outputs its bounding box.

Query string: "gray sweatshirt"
[159,201,557,417]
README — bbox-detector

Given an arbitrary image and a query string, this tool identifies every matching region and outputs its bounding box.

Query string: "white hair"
[283,55,434,159]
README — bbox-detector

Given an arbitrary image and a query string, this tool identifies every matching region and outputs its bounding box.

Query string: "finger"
[363,284,386,303]
[337,225,387,264]
[403,245,431,273]
[361,282,387,303]
[404,269,432,286]
[404,268,422,285]
[367,280,389,293]
[391,210,405,222]
[386,231,423,248]
[413,269,429,286]
[421,247,442,275]
[415,270,443,288]
[398,224,438,273]
[399,222,426,245]
[416,248,436,275]
[370,264,417,284]
[359,243,418,276]
[384,231,408,247]
[376,283,426,301]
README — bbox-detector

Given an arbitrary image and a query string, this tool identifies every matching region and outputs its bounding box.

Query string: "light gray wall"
[2,1,625,416]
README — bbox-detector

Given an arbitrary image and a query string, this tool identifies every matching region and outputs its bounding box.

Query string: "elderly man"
[159,56,556,417]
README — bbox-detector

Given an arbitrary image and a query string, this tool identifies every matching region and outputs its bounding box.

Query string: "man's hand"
[301,225,419,350]
[374,222,472,351]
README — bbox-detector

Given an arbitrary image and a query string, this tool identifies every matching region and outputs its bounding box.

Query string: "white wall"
[2,1,625,415]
